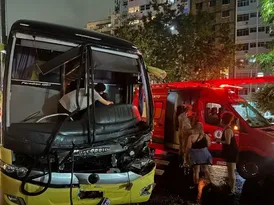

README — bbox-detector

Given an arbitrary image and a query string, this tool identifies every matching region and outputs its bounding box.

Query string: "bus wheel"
[237,153,261,179]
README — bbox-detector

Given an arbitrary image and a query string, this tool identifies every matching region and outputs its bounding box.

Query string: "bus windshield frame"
[3,32,153,131]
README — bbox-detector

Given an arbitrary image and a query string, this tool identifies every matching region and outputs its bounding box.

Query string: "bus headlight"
[0,159,28,178]
[140,183,155,196]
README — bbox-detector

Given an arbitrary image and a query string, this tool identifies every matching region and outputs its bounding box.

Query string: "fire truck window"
[154,102,163,119]
[205,103,224,126]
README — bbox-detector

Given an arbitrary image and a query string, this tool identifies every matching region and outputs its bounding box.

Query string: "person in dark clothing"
[218,111,239,194]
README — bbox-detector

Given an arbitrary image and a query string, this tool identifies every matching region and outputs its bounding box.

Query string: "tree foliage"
[113,3,235,82]
[252,0,274,112]
[252,84,274,114]
[260,0,274,26]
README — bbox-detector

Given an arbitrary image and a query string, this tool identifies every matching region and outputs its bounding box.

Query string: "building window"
[266,26,270,33]
[250,42,256,48]
[258,27,265,32]
[128,6,139,13]
[238,0,249,7]
[250,12,257,18]
[146,4,151,10]
[239,88,248,95]
[250,0,256,3]
[123,1,128,6]
[209,0,216,7]
[196,2,203,10]
[129,19,140,25]
[237,43,249,51]
[236,58,248,69]
[236,73,249,78]
[237,28,249,36]
[258,42,265,47]
[222,10,230,18]
[140,5,145,11]
[250,27,257,33]
[237,14,249,22]
[237,43,248,51]
[222,0,230,4]
[266,41,272,49]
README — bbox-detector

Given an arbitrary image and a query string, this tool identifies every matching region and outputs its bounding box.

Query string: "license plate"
[100,198,111,205]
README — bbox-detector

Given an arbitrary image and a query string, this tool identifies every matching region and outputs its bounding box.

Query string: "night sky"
[7,0,114,31]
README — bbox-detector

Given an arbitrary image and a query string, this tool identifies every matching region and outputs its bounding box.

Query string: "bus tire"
[237,152,262,179]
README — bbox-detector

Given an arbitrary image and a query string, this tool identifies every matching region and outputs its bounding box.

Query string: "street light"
[170,26,175,31]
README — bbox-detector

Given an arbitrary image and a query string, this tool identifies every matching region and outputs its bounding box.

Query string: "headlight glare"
[0,159,28,178]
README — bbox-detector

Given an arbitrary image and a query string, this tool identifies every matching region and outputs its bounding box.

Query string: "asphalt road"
[143,152,274,205]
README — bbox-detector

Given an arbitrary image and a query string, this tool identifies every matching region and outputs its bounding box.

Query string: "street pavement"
[143,151,274,205]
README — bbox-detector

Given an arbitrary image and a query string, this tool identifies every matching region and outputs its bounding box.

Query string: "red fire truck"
[150,76,274,179]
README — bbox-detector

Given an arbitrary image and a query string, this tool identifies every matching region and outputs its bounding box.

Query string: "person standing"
[218,111,239,194]
[178,104,193,166]
[184,121,213,187]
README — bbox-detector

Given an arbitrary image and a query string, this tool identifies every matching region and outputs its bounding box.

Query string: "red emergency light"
[152,76,274,90]
[219,84,243,89]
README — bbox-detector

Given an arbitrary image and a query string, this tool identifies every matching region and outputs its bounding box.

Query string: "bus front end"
[0,20,155,205]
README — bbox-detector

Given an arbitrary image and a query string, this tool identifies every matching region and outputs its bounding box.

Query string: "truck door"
[165,89,200,150]
[152,95,167,145]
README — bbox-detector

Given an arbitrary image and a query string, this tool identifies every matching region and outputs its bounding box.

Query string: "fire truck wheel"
[237,153,262,179]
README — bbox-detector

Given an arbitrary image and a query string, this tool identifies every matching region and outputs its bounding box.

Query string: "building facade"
[127,0,190,17]
[190,0,236,33]
[86,17,112,34]
[190,0,236,77]
[235,0,274,95]
[87,0,190,34]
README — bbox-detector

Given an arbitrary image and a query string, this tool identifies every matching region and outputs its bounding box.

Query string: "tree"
[260,0,274,26]
[113,3,235,82]
[252,84,274,114]
[252,0,274,113]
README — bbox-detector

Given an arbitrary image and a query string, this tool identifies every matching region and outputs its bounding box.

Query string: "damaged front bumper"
[1,160,156,205]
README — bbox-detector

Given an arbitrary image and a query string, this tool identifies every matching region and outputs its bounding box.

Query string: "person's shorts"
[189,147,212,165]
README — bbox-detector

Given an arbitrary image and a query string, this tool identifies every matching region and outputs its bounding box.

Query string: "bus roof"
[10,20,137,52]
